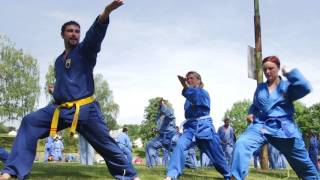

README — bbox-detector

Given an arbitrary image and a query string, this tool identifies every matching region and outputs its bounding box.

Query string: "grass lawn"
[1,163,300,180]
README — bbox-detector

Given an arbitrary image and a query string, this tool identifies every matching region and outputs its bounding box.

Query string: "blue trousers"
[146,133,174,167]
[54,150,63,161]
[0,147,9,163]
[166,119,230,179]
[118,144,132,165]
[222,144,233,167]
[184,148,198,169]
[79,134,95,165]
[200,151,212,167]
[231,124,319,179]
[162,148,170,166]
[146,137,164,167]
[309,150,319,171]
[1,104,137,180]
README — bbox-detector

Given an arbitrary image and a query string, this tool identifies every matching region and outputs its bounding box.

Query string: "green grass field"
[1,163,300,180]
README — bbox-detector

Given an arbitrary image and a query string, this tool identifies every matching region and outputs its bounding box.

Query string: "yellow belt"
[50,96,95,137]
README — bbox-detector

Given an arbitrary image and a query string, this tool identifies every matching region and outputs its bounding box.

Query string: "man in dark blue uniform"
[0,1,140,180]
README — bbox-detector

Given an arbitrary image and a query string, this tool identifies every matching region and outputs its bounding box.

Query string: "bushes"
[0,123,9,134]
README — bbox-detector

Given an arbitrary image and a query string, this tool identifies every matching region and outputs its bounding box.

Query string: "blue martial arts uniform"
[162,148,170,166]
[231,69,318,179]
[116,132,133,164]
[308,135,319,170]
[218,125,234,166]
[200,151,213,167]
[166,87,230,179]
[53,139,64,161]
[253,148,261,169]
[184,143,198,169]
[145,104,176,167]
[162,131,181,166]
[268,144,286,169]
[0,147,9,163]
[79,134,95,165]
[1,17,137,180]
[44,137,54,162]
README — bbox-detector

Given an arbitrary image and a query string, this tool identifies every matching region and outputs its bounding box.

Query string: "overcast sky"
[1,0,319,128]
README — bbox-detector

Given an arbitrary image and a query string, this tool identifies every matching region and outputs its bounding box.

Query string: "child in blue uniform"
[164,71,230,180]
[0,1,140,180]
[231,56,318,179]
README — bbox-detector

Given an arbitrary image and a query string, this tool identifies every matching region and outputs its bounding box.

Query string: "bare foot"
[0,173,11,180]
[133,177,141,180]
[163,177,172,180]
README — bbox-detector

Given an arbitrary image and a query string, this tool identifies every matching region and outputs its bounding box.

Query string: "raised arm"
[98,0,124,24]
[80,0,124,57]
[159,99,175,119]
[283,68,312,101]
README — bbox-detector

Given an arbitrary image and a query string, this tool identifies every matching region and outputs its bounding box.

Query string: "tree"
[294,101,310,134]
[0,35,40,122]
[307,103,320,134]
[224,99,251,137]
[44,64,119,130]
[0,123,9,134]
[44,63,55,100]
[124,124,141,141]
[94,74,119,130]
[295,102,320,136]
[140,97,173,142]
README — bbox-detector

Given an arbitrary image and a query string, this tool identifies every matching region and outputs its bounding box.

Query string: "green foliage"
[44,63,55,100]
[61,129,78,152]
[132,147,145,158]
[140,97,173,142]
[0,123,9,133]
[295,102,320,135]
[307,103,320,133]
[0,35,40,122]
[125,124,142,140]
[293,101,309,134]
[224,99,251,137]
[0,134,14,149]
[94,74,119,130]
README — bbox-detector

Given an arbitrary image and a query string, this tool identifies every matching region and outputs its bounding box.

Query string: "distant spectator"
[116,127,133,164]
[53,136,64,161]
[79,134,95,165]
[44,136,54,162]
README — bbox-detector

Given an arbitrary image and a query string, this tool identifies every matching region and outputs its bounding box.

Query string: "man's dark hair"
[123,127,128,132]
[61,21,80,34]
[224,117,230,122]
